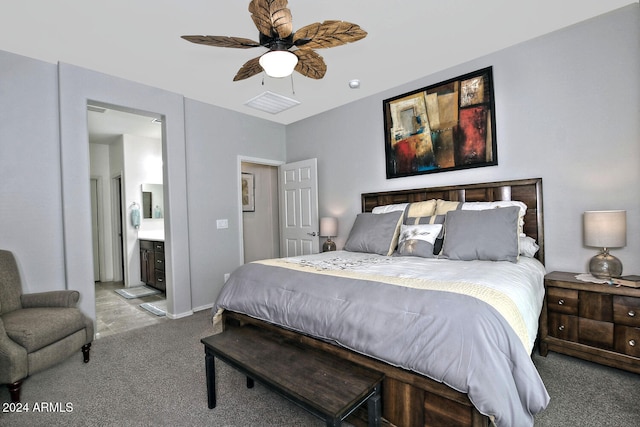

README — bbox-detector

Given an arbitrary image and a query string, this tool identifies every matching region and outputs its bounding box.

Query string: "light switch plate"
[216,219,229,229]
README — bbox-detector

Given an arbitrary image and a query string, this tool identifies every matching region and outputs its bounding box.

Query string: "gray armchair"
[0,249,93,402]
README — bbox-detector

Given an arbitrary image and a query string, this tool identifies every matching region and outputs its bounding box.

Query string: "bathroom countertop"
[137,231,165,242]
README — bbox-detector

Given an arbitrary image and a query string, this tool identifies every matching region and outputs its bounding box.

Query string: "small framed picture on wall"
[241,172,255,212]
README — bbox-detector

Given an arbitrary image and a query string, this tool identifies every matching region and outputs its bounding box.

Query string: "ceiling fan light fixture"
[259,50,298,78]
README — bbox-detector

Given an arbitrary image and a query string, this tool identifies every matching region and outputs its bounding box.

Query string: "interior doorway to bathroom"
[87,103,166,337]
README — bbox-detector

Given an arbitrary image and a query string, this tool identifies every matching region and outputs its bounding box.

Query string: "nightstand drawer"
[614,296,640,327]
[579,291,613,321]
[547,288,578,315]
[578,318,613,349]
[615,326,640,357]
[548,313,578,342]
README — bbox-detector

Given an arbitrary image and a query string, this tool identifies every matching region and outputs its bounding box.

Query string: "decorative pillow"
[344,211,404,256]
[461,201,527,236]
[405,200,437,218]
[435,199,461,215]
[519,236,540,257]
[405,213,449,254]
[442,206,520,262]
[371,203,408,214]
[397,224,443,258]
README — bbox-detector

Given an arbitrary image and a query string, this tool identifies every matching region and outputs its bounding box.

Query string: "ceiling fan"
[181,0,367,81]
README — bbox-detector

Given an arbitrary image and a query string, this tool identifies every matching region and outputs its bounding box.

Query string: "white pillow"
[371,203,408,214]
[519,236,539,257]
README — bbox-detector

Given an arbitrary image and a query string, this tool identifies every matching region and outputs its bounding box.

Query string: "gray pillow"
[344,211,404,256]
[442,206,520,262]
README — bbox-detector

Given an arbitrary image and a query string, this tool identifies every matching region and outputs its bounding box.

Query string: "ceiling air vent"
[244,91,300,114]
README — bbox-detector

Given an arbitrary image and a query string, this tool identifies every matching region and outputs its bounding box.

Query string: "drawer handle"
[629,339,636,347]
[628,310,636,318]
[157,260,162,264]
[558,299,565,305]
[157,277,164,282]
[558,325,565,331]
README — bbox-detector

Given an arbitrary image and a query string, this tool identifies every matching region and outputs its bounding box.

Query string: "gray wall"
[0,52,287,321]
[0,51,66,291]
[184,99,286,310]
[286,5,640,275]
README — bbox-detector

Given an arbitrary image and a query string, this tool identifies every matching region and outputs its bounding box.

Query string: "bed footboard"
[224,312,490,427]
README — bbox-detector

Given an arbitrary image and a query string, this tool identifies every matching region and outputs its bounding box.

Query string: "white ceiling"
[1,1,634,127]
[87,106,162,145]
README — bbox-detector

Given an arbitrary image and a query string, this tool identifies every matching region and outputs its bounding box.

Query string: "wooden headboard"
[361,178,544,264]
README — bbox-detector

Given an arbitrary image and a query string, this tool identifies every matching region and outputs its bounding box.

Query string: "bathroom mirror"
[141,183,164,219]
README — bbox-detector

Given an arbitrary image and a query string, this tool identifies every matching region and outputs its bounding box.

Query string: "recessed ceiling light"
[348,79,360,89]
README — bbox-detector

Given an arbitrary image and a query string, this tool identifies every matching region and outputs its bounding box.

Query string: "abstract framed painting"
[383,67,497,179]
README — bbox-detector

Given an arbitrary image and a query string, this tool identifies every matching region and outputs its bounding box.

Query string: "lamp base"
[322,238,336,252]
[589,249,623,280]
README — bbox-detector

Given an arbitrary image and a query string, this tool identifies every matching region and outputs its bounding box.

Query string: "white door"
[279,158,319,256]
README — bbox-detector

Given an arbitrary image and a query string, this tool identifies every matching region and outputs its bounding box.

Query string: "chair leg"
[82,343,91,363]
[8,379,23,403]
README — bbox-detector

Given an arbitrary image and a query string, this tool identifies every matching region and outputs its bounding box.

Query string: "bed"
[213,178,550,427]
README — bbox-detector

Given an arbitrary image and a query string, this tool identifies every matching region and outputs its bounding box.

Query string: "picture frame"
[383,67,497,179]
[241,172,255,212]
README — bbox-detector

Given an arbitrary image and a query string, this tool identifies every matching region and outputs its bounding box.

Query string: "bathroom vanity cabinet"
[140,239,165,292]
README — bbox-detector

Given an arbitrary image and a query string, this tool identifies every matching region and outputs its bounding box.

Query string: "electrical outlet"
[216,219,229,229]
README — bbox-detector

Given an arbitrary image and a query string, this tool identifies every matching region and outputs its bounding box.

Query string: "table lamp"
[320,217,338,252]
[583,210,626,279]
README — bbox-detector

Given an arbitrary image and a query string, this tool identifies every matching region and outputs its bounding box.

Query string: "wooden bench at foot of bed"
[223,312,490,427]
[202,321,384,427]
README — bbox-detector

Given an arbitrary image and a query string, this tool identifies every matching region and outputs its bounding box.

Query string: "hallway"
[94,281,167,339]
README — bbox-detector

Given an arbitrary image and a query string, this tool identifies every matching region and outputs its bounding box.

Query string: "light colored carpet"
[1,310,638,426]
[114,285,161,299]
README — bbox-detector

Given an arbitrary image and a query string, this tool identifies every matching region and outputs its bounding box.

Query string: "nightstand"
[539,271,640,373]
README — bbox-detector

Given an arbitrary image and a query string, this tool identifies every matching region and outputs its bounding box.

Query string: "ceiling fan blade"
[294,49,327,80]
[293,20,367,49]
[181,35,260,49]
[249,0,293,39]
[233,56,264,81]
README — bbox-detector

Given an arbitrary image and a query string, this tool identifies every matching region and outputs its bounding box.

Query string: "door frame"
[90,176,103,281]
[236,156,284,265]
[111,174,124,283]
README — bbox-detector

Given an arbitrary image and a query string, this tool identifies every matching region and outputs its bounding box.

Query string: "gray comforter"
[213,260,549,427]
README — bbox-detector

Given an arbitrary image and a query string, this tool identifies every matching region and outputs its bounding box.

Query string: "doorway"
[88,103,165,336]
[241,161,280,263]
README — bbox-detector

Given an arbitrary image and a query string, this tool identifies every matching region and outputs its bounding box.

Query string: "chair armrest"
[21,290,80,308]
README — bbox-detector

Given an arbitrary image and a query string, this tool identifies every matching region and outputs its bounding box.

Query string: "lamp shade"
[320,217,338,237]
[259,50,298,78]
[584,210,627,248]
